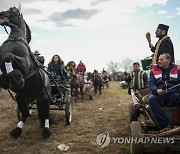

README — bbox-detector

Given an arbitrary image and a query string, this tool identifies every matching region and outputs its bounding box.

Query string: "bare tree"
[120,57,134,72]
[106,61,121,74]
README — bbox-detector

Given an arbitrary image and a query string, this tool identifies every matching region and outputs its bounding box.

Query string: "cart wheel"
[16,103,33,121]
[28,103,33,115]
[89,88,95,100]
[89,94,94,100]
[130,121,143,154]
[106,82,109,88]
[129,102,139,122]
[65,93,72,125]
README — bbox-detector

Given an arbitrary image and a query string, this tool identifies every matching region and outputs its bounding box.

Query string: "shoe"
[159,124,173,133]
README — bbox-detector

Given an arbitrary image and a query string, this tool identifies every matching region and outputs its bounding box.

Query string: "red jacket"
[76,63,86,75]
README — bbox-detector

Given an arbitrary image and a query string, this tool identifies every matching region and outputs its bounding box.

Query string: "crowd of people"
[32,23,180,133]
[33,50,84,80]
[33,50,109,84]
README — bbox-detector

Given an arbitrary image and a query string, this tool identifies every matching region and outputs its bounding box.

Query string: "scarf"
[152,35,169,65]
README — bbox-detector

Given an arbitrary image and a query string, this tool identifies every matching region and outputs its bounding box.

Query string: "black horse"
[0,7,51,139]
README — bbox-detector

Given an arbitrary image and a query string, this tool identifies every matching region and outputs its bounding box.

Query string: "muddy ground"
[0,82,179,154]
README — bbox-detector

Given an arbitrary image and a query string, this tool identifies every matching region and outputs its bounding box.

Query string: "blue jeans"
[148,94,180,129]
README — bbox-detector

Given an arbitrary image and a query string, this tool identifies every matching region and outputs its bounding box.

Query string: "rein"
[3,21,21,34]
[37,67,71,104]
[167,83,180,90]
[40,67,71,92]
[3,26,9,35]
[2,13,70,105]
[8,89,17,102]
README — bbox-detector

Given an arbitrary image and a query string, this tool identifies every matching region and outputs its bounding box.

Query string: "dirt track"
[0,82,131,154]
[0,82,180,154]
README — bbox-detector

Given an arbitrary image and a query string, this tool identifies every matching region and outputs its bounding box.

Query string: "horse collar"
[8,36,26,42]
[4,36,29,48]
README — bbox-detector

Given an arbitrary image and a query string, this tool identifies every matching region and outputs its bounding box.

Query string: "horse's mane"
[24,20,31,44]
[8,8,31,44]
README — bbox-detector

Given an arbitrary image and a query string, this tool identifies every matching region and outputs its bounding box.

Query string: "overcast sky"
[0,0,180,72]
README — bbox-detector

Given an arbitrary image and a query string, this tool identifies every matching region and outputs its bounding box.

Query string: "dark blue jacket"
[36,56,45,65]
[48,62,68,80]
[148,63,180,95]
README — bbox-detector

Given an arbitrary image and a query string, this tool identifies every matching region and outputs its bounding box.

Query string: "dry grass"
[0,82,179,154]
[0,82,131,154]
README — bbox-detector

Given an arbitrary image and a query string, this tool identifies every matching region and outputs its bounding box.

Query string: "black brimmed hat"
[34,50,40,55]
[157,24,169,32]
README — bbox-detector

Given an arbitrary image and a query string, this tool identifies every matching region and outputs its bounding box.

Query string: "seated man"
[33,50,45,65]
[125,62,148,95]
[148,53,180,132]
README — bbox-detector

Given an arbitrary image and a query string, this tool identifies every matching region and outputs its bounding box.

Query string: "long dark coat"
[151,37,174,63]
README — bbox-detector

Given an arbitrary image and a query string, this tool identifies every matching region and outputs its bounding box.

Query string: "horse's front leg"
[37,93,51,139]
[94,82,98,94]
[99,83,102,95]
[10,95,29,138]
[2,52,29,75]
[98,81,102,95]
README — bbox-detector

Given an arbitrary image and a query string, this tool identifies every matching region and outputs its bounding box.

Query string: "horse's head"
[0,7,32,90]
[0,7,31,44]
[0,7,21,27]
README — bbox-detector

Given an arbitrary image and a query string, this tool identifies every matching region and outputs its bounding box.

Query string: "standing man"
[125,62,148,95]
[148,53,180,132]
[33,50,45,65]
[149,24,174,64]
[76,60,86,76]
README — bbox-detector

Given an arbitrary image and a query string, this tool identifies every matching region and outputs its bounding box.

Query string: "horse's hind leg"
[99,84,102,95]
[94,83,98,94]
[75,87,79,101]
[10,94,29,138]
[37,94,51,139]
[80,86,84,101]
